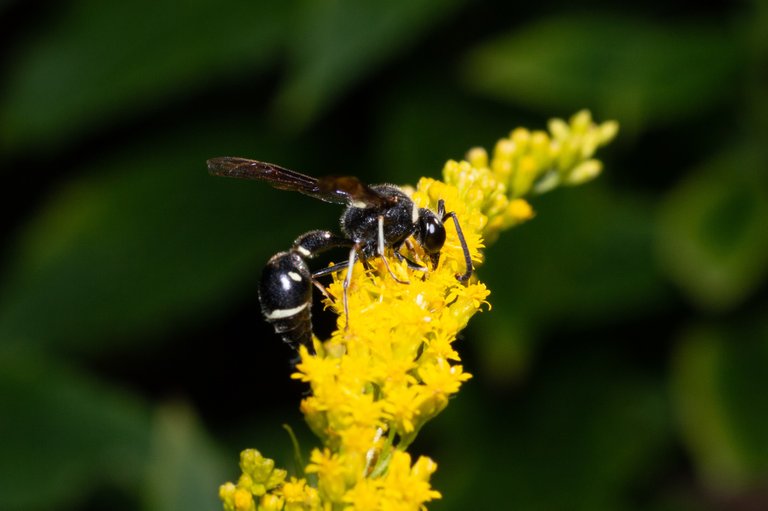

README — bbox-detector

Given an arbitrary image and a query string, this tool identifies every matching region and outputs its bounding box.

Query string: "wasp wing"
[207,157,390,207]
[207,157,323,197]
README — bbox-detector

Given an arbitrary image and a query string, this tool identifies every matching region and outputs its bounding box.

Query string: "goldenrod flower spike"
[220,111,617,510]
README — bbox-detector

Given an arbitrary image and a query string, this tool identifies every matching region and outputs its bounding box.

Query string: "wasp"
[208,157,472,350]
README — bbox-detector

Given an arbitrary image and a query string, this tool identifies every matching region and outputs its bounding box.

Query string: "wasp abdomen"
[258,251,313,350]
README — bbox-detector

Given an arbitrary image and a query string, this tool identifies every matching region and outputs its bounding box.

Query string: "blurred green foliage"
[463,15,743,133]
[0,1,766,510]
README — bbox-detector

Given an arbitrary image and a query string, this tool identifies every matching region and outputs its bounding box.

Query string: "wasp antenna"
[442,210,473,282]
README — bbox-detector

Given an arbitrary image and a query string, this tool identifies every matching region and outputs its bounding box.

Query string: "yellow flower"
[379,451,441,511]
[418,358,472,397]
[343,478,383,511]
[292,345,340,387]
[233,488,255,511]
[219,111,618,511]
[279,477,320,511]
[220,483,257,511]
[305,449,350,502]
[383,385,421,434]
[260,493,284,511]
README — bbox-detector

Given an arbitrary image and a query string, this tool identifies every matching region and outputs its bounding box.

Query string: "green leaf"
[0,348,151,510]
[274,0,464,128]
[472,314,533,386]
[371,79,516,184]
[657,147,768,312]
[475,186,667,378]
[431,349,672,511]
[486,184,666,324]
[671,318,768,491]
[0,124,327,351]
[462,15,744,132]
[0,0,289,152]
[143,404,227,511]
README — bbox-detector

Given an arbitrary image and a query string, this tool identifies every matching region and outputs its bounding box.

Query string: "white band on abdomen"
[265,302,308,320]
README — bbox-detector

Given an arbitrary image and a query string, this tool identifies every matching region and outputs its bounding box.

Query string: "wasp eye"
[418,211,446,254]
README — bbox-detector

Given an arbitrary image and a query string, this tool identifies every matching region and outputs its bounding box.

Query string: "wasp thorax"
[341,185,416,255]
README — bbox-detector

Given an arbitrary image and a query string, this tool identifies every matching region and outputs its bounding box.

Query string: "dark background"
[1,1,767,510]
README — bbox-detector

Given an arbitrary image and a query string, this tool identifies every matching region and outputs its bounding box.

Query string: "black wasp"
[207,157,473,352]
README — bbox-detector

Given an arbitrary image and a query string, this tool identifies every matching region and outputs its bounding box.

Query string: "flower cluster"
[220,110,618,511]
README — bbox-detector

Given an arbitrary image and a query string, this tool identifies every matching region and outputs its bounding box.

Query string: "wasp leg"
[342,243,365,329]
[311,260,350,279]
[377,215,410,284]
[393,241,429,272]
[311,279,332,301]
[293,230,354,258]
[310,260,350,301]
